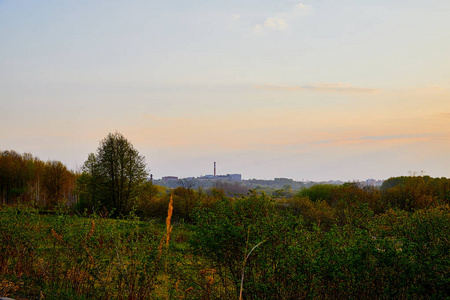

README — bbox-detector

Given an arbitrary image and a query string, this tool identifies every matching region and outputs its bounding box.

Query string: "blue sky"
[1,0,449,180]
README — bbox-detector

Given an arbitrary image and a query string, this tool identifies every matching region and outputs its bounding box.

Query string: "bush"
[286,196,336,230]
[190,192,306,299]
[297,184,337,204]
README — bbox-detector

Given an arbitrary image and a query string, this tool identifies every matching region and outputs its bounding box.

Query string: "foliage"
[191,193,310,299]
[286,195,336,230]
[382,176,442,211]
[0,205,171,299]
[77,132,148,215]
[2,147,450,300]
[42,160,73,207]
[1,200,450,299]
[189,194,450,299]
[297,184,338,203]
[0,150,77,206]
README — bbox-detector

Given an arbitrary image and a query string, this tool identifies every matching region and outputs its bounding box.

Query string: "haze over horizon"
[1,1,450,181]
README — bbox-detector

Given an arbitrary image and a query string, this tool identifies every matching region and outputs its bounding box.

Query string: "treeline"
[2,131,450,223]
[133,175,450,226]
[2,148,450,224]
[276,178,449,232]
[0,150,78,207]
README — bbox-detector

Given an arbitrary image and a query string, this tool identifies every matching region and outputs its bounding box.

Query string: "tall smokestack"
[214,162,216,177]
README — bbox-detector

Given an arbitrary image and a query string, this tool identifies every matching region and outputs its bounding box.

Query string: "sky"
[1,0,450,181]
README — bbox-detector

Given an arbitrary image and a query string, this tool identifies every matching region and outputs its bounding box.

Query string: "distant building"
[366,178,376,187]
[227,174,242,181]
[198,174,242,181]
[363,179,384,187]
[162,176,178,182]
[216,174,242,181]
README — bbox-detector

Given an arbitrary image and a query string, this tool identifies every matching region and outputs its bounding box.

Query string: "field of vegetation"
[1,134,449,299]
[2,178,450,299]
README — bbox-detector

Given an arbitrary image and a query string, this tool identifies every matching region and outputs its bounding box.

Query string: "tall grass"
[1,194,449,299]
[0,205,168,299]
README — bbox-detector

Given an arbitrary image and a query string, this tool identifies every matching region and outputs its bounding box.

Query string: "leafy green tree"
[76,153,103,211]
[78,132,148,215]
[298,184,337,203]
[381,176,409,191]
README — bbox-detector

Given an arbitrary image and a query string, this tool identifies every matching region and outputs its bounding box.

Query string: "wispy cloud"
[360,133,434,141]
[253,17,288,33]
[264,17,287,30]
[253,2,311,34]
[296,3,310,10]
[438,112,450,119]
[421,85,446,91]
[254,83,381,94]
[315,133,435,145]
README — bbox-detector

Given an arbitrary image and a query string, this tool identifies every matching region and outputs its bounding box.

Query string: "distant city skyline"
[1,1,449,181]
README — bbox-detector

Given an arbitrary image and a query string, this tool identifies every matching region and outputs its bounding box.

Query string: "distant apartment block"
[162,176,178,182]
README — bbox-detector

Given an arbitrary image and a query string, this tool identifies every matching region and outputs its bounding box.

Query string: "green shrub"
[297,184,337,203]
[190,193,306,299]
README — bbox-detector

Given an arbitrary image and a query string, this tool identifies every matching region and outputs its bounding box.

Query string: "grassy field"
[0,204,200,299]
[1,192,450,299]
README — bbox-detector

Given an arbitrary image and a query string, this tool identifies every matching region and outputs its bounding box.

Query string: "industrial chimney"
[214,162,216,177]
